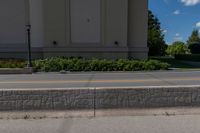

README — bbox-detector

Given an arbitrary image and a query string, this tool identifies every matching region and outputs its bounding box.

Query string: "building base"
[0,46,148,60]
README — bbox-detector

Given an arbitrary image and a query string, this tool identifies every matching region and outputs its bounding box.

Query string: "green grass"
[150,56,200,69]
[0,59,26,68]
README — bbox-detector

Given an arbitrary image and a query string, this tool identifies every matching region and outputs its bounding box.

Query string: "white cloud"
[173,10,180,15]
[162,29,168,33]
[196,22,200,28]
[174,33,183,41]
[181,0,200,6]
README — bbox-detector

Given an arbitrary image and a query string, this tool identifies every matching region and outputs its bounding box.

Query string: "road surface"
[0,70,200,88]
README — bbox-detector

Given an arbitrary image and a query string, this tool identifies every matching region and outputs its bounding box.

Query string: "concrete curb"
[1,86,200,111]
[0,68,33,74]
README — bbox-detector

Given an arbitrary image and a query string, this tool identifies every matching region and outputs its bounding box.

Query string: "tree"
[166,41,189,56]
[148,10,167,56]
[187,29,200,46]
[188,42,200,54]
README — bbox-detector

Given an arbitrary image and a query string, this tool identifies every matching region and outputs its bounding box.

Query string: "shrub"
[0,57,170,71]
[188,42,200,54]
[166,41,189,56]
[32,57,170,72]
[175,54,200,62]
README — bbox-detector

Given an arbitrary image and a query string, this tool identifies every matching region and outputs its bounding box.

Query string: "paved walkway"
[1,115,200,133]
[0,70,200,88]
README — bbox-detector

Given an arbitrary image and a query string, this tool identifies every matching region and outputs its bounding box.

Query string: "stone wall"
[1,87,199,111]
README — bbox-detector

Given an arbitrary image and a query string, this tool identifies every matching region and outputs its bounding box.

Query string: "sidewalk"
[1,114,200,133]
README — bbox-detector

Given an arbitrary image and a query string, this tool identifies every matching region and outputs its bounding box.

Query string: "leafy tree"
[188,42,200,54]
[148,10,167,56]
[166,41,189,56]
[187,29,200,46]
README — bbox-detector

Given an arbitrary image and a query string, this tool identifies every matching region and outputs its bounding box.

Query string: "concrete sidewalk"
[1,114,200,133]
[2,107,200,119]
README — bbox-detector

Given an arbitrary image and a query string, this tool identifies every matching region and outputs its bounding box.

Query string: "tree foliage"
[166,41,189,56]
[187,29,200,45]
[188,42,200,54]
[148,10,167,56]
[186,29,200,54]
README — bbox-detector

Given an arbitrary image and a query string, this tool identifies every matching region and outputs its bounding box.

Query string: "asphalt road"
[1,115,200,133]
[0,70,200,88]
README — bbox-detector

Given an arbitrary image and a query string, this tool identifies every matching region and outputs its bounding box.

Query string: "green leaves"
[187,29,200,46]
[32,57,170,72]
[188,42,200,54]
[0,57,170,71]
[148,10,167,56]
[166,41,189,56]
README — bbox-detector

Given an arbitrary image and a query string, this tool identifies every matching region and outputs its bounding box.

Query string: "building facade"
[0,0,148,59]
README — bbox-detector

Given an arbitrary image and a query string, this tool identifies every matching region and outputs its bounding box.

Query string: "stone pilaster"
[127,0,148,59]
[29,0,44,47]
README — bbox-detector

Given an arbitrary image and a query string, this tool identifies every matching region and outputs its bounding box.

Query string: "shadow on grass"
[150,56,200,69]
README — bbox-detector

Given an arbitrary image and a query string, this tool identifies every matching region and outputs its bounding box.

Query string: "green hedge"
[0,57,170,71]
[32,57,170,72]
[175,54,200,62]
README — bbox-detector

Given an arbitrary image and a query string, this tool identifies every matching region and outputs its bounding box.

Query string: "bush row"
[0,57,170,71]
[175,54,200,62]
[32,57,170,72]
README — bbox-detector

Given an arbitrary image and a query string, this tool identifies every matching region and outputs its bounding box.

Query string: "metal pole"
[26,24,32,67]
[25,0,32,67]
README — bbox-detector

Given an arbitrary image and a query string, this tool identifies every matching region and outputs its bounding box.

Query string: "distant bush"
[166,41,189,56]
[33,57,170,72]
[188,42,200,54]
[175,54,200,62]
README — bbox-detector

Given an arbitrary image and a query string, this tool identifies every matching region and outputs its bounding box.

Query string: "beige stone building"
[0,0,148,59]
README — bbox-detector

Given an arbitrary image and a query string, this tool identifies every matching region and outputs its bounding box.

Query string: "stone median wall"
[0,89,94,111]
[0,87,200,111]
[96,87,200,109]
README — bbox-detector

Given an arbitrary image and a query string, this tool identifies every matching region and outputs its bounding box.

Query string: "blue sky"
[149,0,200,44]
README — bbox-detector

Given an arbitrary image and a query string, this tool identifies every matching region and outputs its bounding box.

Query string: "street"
[0,70,200,89]
[1,115,200,133]
[1,70,200,133]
